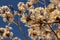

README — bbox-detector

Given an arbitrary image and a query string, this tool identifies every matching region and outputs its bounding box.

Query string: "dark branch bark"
[48,24,59,40]
[17,16,28,40]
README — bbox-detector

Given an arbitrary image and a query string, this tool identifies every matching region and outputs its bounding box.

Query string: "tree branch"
[48,24,59,40]
[13,16,28,40]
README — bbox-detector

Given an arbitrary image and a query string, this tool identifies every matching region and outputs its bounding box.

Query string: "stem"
[38,0,45,5]
[36,0,39,7]
[13,16,28,40]
[48,24,59,40]
[12,10,28,40]
[36,2,38,7]
[36,21,60,24]
[44,0,46,8]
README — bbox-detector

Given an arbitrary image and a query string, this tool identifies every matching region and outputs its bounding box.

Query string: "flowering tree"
[0,0,60,40]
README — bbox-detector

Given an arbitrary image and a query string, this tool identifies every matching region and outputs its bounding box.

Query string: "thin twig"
[36,2,38,7]
[36,21,60,24]
[38,0,45,5]
[18,16,28,40]
[48,24,59,40]
[44,0,46,8]
[12,9,28,40]
[36,0,39,7]
[13,16,28,40]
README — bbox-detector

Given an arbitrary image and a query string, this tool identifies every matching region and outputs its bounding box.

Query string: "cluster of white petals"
[0,6,14,23]
[0,26,13,39]
[18,2,26,13]
[0,6,21,40]
[0,0,60,40]
[19,0,60,40]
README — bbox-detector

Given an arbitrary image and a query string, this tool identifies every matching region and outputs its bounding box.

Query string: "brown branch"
[44,0,46,8]
[48,24,59,40]
[13,16,28,40]
[36,2,39,7]
[12,10,28,40]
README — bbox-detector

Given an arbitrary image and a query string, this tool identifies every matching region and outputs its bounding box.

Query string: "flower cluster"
[17,2,26,13]
[19,0,60,40]
[0,6,20,40]
[0,26,20,40]
[0,6,14,23]
[0,0,60,40]
[0,26,13,39]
